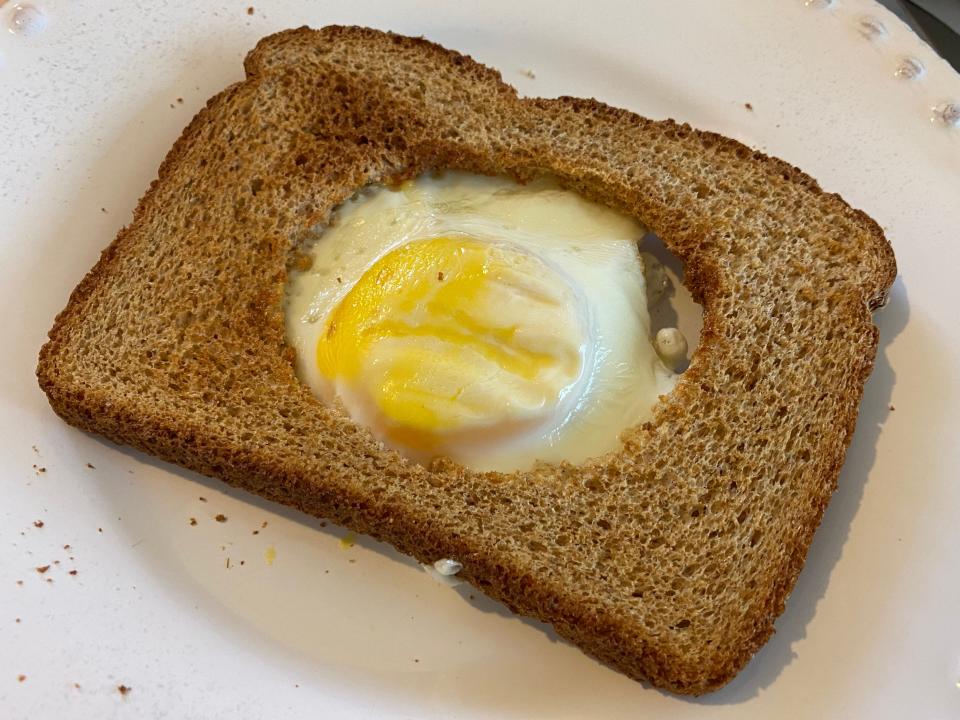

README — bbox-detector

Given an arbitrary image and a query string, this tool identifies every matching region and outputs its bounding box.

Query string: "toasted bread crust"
[37,26,895,694]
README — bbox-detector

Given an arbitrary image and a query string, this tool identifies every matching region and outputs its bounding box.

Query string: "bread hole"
[250,178,264,196]
[584,477,604,492]
[693,182,712,200]
[528,540,547,553]
[282,170,710,475]
[596,518,612,531]
[641,233,702,370]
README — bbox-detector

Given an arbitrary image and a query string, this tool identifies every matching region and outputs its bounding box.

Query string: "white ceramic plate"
[2,1,959,718]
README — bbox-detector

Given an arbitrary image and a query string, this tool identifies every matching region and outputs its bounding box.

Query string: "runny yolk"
[316,236,585,452]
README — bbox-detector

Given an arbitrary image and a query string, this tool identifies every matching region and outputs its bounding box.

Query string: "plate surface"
[2,1,959,718]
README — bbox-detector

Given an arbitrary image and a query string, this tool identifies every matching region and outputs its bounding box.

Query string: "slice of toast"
[36,26,896,694]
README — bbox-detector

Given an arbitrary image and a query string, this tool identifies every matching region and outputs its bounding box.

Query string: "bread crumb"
[46,578,53,584]
[16,580,23,586]
[189,518,198,526]
[69,570,78,576]
[319,521,327,527]
[63,544,71,550]
[215,514,227,523]
[261,521,268,528]
[86,463,95,469]
[744,102,753,111]
[32,445,38,454]
[414,658,419,663]
[54,560,60,565]
[100,207,107,213]
[177,97,183,104]
[240,560,245,566]
[521,69,536,79]
[98,528,102,533]
[437,271,444,281]
[36,467,46,474]
[888,404,895,411]
[340,532,356,549]
[73,682,81,689]
[225,557,231,569]
[252,530,259,535]
[118,684,131,696]
[33,520,44,528]
[18,674,26,682]
[247,6,255,14]
[15,618,20,623]
[199,497,207,502]
[36,565,50,574]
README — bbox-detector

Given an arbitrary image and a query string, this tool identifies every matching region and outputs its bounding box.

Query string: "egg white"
[285,171,677,472]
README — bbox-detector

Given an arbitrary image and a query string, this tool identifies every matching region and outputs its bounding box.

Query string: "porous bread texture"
[37,26,896,694]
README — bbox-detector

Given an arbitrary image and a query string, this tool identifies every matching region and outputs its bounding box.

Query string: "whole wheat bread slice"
[37,26,896,694]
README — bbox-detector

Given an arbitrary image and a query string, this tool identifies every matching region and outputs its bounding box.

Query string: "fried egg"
[285,172,678,472]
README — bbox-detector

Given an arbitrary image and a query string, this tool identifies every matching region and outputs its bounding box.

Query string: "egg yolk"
[317,236,586,453]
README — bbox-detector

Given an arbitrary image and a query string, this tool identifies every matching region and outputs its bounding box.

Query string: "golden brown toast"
[37,26,896,694]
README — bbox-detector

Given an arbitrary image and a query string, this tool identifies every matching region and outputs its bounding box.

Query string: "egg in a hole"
[284,171,688,472]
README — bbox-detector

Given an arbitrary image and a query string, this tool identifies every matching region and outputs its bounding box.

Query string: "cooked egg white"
[285,171,678,472]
